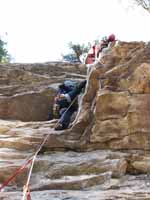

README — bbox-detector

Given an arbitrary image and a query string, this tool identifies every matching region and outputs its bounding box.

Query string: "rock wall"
[65,41,150,152]
[1,42,150,199]
[0,62,86,121]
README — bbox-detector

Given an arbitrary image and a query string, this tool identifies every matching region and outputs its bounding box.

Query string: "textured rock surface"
[0,62,86,121]
[1,42,150,199]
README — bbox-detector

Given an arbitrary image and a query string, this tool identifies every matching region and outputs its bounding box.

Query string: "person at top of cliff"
[53,80,87,131]
[96,34,116,60]
[85,34,116,65]
[84,42,96,65]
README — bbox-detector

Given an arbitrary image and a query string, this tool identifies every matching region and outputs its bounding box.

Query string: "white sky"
[0,0,150,63]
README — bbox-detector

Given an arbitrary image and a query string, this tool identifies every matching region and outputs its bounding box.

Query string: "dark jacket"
[54,80,86,111]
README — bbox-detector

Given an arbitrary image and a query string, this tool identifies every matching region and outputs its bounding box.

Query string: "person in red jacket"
[85,42,96,64]
[96,34,116,59]
[85,34,116,65]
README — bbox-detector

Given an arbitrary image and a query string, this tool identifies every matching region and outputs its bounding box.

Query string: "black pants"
[59,107,77,128]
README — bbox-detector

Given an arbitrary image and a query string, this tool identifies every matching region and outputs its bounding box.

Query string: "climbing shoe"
[54,123,65,131]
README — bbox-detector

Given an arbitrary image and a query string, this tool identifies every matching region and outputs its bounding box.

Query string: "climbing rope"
[0,90,81,199]
[23,185,31,200]
[0,157,33,191]
[22,95,79,200]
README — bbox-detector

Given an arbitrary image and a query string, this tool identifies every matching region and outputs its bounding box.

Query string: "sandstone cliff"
[1,41,150,199]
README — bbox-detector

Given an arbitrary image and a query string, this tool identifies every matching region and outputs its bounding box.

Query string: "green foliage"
[62,42,89,63]
[0,38,11,63]
[68,42,89,61]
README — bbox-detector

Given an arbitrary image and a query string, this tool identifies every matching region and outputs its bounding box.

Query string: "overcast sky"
[0,0,150,63]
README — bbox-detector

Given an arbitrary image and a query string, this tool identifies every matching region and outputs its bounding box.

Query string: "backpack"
[58,80,77,93]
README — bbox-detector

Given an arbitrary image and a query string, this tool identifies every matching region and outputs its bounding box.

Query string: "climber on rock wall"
[53,80,87,131]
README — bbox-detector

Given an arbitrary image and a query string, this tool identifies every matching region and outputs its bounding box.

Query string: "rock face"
[84,42,150,151]
[1,42,150,199]
[0,62,86,121]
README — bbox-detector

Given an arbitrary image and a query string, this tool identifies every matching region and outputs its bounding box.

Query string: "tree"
[0,38,11,63]
[133,0,150,13]
[68,42,89,62]
[62,42,89,63]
